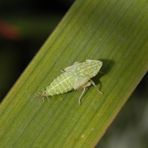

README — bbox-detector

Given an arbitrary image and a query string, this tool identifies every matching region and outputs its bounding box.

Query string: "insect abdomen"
[46,72,74,96]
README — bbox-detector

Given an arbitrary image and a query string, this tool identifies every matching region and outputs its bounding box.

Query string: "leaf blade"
[0,0,148,148]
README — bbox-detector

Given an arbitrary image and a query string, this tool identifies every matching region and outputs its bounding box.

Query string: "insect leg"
[78,87,87,105]
[90,80,103,94]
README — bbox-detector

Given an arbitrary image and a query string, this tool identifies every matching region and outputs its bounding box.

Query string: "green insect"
[39,59,103,104]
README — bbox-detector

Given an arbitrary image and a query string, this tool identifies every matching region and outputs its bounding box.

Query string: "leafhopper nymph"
[38,59,103,104]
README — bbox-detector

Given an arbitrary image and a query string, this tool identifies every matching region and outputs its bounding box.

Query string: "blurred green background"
[0,0,147,147]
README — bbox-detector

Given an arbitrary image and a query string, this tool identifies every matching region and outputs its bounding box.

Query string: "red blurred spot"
[0,21,20,40]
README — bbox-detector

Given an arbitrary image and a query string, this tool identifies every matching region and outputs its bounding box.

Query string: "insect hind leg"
[90,80,103,94]
[78,82,91,105]
[78,87,87,105]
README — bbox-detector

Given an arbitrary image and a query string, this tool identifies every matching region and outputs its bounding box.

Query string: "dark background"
[0,0,147,147]
[0,0,74,99]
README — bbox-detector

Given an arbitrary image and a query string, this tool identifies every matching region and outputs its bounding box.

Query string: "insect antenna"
[34,89,47,102]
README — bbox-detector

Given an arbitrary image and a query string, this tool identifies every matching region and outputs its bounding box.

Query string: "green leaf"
[0,0,147,147]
